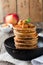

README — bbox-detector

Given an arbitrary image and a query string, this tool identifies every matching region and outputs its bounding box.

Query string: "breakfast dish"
[13,19,38,49]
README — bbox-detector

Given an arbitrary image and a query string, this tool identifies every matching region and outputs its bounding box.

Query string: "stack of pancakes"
[13,20,38,49]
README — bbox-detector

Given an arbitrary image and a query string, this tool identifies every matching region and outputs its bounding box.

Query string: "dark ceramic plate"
[4,36,43,61]
[36,28,43,33]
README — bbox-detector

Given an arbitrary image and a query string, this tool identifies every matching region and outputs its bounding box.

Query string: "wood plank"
[0,0,16,23]
[30,0,42,22]
[2,0,16,17]
[8,0,16,13]
[17,0,30,19]
[2,0,10,17]
[0,0,4,23]
[42,0,43,21]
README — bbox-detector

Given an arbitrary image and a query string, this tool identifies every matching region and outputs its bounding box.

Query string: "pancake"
[14,30,36,35]
[15,45,37,49]
[14,33,38,38]
[14,37,38,43]
[13,23,36,30]
[14,29,36,33]
[15,44,37,47]
[14,36,38,40]
[14,41,37,46]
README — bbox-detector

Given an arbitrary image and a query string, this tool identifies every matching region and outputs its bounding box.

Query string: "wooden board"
[0,0,4,23]
[0,0,16,23]
[30,0,42,22]
[17,0,30,19]
[0,0,42,23]
[2,0,10,17]
[42,0,43,21]
[8,0,16,13]
[2,0,16,17]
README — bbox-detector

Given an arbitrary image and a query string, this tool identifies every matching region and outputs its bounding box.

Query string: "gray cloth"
[31,56,43,65]
[0,52,32,65]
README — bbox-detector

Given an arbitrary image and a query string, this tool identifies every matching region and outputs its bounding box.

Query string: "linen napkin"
[0,52,32,65]
[0,52,43,65]
[31,55,43,65]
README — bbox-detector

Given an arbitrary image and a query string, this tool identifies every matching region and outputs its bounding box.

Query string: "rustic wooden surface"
[42,0,43,22]
[8,0,16,13]
[1,0,16,17]
[17,0,30,19]
[30,0,42,22]
[0,0,42,23]
[17,0,42,22]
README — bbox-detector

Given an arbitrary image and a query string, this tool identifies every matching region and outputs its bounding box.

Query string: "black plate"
[36,28,43,33]
[4,36,43,61]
